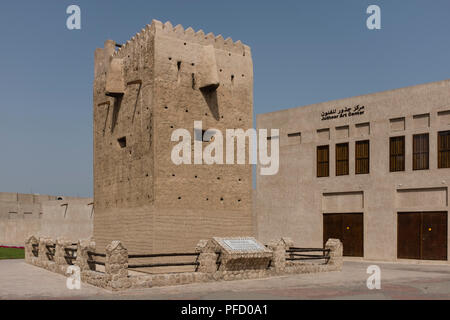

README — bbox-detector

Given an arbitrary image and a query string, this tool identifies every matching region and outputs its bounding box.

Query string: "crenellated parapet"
[112,19,250,59]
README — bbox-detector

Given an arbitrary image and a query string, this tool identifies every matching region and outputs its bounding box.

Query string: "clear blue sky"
[1,0,449,197]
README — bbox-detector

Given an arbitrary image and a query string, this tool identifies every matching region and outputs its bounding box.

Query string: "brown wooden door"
[397,212,421,259]
[323,213,364,257]
[421,212,447,260]
[397,212,447,260]
[323,214,342,244]
[342,213,364,257]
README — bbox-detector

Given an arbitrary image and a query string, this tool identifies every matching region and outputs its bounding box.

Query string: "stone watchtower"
[93,20,254,253]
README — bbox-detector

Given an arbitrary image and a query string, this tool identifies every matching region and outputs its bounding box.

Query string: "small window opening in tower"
[117,137,127,148]
[177,61,182,84]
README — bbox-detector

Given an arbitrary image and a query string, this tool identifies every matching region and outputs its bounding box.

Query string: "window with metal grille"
[390,136,405,172]
[317,145,329,177]
[413,133,429,170]
[438,131,450,168]
[355,140,369,174]
[336,143,349,176]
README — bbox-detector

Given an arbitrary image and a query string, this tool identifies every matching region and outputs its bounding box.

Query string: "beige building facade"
[256,79,450,263]
[0,192,93,246]
[93,20,254,253]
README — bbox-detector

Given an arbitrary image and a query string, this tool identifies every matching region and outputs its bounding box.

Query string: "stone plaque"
[208,237,273,271]
[212,237,271,254]
[210,237,273,271]
[223,239,265,252]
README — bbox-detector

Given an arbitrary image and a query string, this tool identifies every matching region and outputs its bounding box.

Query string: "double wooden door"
[397,212,447,260]
[323,213,364,257]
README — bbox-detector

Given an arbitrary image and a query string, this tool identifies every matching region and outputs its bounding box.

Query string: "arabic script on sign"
[321,105,365,121]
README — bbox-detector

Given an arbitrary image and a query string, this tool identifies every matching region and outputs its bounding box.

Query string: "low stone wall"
[270,237,343,274]
[25,235,343,291]
[25,236,77,276]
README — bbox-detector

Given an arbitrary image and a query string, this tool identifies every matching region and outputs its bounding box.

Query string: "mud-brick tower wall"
[93,20,254,253]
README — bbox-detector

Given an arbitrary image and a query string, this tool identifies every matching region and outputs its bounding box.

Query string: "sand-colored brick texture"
[93,20,254,253]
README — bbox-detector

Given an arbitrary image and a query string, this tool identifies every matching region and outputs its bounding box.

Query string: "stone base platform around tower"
[24,235,343,291]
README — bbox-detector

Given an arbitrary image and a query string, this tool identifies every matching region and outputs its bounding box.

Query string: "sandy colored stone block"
[325,238,343,269]
[75,238,96,271]
[198,45,219,91]
[24,235,39,263]
[105,58,125,95]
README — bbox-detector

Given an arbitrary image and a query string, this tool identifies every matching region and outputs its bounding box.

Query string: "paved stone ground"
[1,259,449,299]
